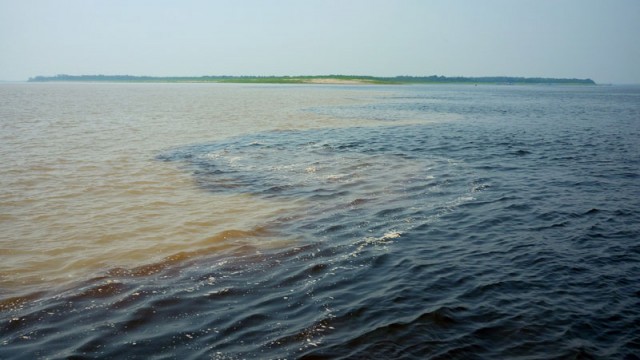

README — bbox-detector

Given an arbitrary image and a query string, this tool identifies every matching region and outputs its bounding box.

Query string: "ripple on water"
[2,85,640,359]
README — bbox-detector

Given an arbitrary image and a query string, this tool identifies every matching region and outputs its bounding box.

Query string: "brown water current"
[0,83,389,298]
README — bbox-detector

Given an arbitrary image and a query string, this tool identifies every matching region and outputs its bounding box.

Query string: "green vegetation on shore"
[28,74,596,85]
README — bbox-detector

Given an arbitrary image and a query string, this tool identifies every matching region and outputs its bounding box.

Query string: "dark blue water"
[2,85,639,359]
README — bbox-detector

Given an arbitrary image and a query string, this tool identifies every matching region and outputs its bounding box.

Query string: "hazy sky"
[1,0,639,83]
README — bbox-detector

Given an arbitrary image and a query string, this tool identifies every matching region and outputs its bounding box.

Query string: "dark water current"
[2,85,640,359]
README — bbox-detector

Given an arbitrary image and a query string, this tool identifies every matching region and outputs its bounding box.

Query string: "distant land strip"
[28,74,596,85]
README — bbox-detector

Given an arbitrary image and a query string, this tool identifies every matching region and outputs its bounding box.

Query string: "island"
[28,74,596,85]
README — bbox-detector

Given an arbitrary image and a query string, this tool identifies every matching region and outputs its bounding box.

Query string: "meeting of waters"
[1,83,638,359]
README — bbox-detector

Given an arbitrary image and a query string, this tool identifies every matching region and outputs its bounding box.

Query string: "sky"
[1,0,639,84]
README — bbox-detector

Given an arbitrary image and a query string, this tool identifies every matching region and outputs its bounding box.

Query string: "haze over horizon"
[1,0,639,84]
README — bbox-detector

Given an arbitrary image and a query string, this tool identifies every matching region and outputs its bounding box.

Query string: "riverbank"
[28,74,597,85]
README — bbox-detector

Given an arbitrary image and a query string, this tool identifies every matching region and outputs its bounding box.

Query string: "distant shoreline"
[27,74,597,85]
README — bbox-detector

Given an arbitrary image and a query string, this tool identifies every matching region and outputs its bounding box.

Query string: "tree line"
[28,74,596,85]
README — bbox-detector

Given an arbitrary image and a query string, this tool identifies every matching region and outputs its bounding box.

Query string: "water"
[1,83,638,359]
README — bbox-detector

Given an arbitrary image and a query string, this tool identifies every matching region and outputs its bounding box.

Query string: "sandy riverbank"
[303,78,374,85]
